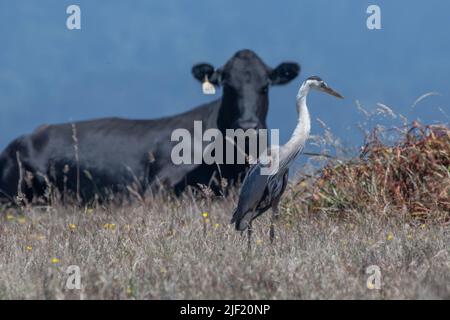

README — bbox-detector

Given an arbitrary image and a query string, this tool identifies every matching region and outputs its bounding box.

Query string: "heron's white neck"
[281,82,311,161]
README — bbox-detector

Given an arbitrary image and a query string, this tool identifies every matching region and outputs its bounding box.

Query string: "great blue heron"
[231,76,343,246]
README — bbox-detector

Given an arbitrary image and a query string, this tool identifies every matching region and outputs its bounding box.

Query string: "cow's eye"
[224,85,237,94]
[260,85,269,94]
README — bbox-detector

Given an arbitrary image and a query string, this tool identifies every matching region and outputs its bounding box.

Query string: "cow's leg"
[0,152,20,204]
[0,145,47,206]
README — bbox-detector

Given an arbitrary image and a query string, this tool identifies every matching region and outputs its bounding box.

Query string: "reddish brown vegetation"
[306,123,450,223]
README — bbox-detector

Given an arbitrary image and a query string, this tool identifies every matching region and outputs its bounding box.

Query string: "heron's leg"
[247,221,253,251]
[270,203,280,244]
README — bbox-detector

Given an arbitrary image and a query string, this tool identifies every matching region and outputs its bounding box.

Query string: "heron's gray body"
[231,80,311,232]
[231,162,289,231]
[231,76,343,237]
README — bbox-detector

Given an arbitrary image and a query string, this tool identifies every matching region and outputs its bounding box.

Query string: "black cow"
[0,49,299,204]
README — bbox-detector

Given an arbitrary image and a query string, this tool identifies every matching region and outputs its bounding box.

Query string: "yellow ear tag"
[202,75,216,95]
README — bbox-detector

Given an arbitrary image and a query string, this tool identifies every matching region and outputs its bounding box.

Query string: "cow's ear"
[192,63,221,85]
[270,62,301,85]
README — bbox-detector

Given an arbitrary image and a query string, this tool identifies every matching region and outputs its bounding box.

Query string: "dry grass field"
[0,195,448,300]
[0,123,449,299]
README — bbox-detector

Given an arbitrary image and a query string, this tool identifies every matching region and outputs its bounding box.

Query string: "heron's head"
[305,76,344,99]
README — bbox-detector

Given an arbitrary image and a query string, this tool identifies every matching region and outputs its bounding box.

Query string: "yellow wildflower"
[6,214,14,221]
[256,239,263,245]
[214,223,220,229]
[202,212,209,218]
[387,233,394,241]
[26,246,33,251]
[103,223,116,230]
[126,287,133,296]
[17,217,26,224]
[51,258,60,264]
[68,223,76,230]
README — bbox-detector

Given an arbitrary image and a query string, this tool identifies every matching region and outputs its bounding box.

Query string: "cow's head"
[192,49,300,131]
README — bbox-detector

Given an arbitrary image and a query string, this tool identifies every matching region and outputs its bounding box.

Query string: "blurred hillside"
[0,0,449,150]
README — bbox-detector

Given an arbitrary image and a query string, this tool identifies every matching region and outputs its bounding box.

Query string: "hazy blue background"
[0,0,449,150]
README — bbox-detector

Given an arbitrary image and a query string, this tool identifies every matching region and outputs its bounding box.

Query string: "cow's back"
[0,100,221,202]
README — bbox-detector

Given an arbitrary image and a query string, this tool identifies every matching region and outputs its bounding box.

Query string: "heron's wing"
[255,169,289,214]
[231,162,270,230]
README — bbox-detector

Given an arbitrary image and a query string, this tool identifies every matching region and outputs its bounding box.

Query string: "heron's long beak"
[323,86,344,99]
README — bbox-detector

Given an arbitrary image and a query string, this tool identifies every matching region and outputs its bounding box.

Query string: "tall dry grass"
[0,117,449,299]
[0,193,449,300]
